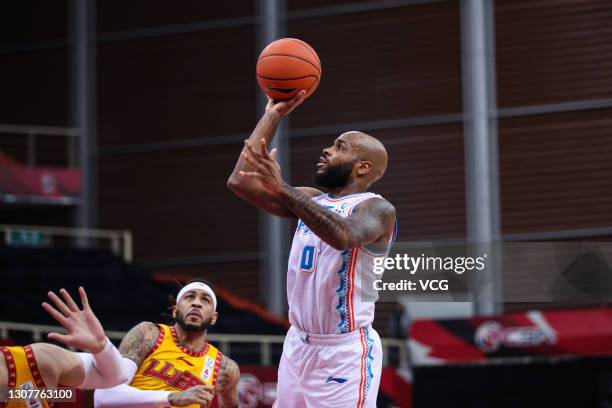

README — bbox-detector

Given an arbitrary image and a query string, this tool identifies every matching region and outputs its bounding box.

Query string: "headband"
[176,282,217,311]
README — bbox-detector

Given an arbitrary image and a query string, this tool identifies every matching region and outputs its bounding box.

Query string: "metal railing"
[0,224,133,262]
[0,123,79,167]
[0,321,408,367]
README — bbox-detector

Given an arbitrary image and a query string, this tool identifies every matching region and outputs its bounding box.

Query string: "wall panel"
[98,27,256,147]
[99,143,258,260]
[500,109,612,233]
[496,0,612,107]
[287,1,462,128]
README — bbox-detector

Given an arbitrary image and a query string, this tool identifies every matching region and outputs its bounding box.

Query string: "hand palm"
[42,287,107,353]
[62,307,105,350]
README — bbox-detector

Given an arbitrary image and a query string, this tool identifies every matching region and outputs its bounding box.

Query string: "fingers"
[238,171,262,180]
[60,288,80,312]
[47,290,73,317]
[47,332,72,345]
[260,139,270,159]
[194,398,211,406]
[42,302,68,326]
[280,90,306,115]
[79,287,91,310]
[291,90,307,103]
[197,384,214,393]
[287,90,307,107]
[240,151,259,168]
[184,385,213,406]
[244,139,276,164]
[266,95,274,109]
[269,147,281,171]
[244,140,260,159]
[195,389,213,406]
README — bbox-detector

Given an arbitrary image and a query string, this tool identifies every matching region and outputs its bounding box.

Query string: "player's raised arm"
[215,355,241,408]
[227,92,309,217]
[38,287,133,388]
[282,189,395,251]
[238,137,395,250]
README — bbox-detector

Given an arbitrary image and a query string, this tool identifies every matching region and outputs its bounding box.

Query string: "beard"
[176,310,213,333]
[313,160,355,190]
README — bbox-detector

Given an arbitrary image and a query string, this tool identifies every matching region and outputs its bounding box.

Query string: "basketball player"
[227,91,397,407]
[94,279,240,408]
[0,287,132,407]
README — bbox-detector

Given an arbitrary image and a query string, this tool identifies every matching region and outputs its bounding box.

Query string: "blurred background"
[1,0,611,407]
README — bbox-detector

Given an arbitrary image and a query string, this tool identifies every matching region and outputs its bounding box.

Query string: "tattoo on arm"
[278,186,396,250]
[118,322,160,367]
[215,356,240,408]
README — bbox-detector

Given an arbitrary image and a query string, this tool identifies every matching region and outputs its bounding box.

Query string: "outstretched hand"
[266,90,307,118]
[42,287,107,354]
[239,138,286,196]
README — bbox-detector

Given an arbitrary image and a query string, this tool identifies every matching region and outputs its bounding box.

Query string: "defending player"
[94,279,240,408]
[227,91,397,407]
[0,287,131,407]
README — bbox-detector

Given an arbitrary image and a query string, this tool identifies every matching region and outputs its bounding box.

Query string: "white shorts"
[274,325,382,408]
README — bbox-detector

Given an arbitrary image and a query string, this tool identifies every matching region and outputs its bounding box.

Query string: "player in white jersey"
[228,90,397,408]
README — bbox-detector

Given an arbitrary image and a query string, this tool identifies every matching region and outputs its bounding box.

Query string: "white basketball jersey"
[287,192,397,335]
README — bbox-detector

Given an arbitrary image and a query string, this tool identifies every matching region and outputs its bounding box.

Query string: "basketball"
[256,38,322,100]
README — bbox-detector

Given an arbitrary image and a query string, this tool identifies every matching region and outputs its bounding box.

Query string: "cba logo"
[238,374,262,408]
[475,320,557,353]
[41,173,56,195]
[238,374,277,408]
[474,321,504,352]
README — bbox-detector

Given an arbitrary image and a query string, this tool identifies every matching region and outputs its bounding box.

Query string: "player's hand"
[239,138,286,196]
[42,287,107,354]
[265,90,307,118]
[168,384,215,407]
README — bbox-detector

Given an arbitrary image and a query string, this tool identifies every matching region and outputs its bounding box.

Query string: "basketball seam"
[257,74,319,81]
[258,54,321,73]
[286,38,321,66]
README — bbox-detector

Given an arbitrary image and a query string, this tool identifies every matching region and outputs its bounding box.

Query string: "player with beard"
[94,280,240,408]
[228,92,397,408]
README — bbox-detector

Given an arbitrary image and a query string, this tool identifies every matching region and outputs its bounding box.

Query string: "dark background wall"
[1,0,611,329]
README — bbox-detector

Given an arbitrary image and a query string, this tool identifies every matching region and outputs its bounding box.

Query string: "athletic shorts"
[274,325,382,408]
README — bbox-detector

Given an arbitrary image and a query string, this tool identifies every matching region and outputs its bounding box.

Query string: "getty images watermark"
[372,252,488,291]
[361,242,612,303]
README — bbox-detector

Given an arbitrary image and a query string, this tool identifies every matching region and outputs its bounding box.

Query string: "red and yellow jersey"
[0,346,52,408]
[129,324,223,406]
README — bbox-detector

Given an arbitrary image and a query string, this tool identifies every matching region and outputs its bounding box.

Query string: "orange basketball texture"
[256,38,322,100]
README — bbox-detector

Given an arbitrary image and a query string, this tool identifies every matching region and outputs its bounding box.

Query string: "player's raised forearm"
[228,91,305,200]
[226,112,295,217]
[228,111,281,191]
[276,184,358,250]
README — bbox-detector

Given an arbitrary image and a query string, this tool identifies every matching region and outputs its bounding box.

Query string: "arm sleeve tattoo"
[215,356,240,408]
[118,322,160,367]
[277,185,396,250]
